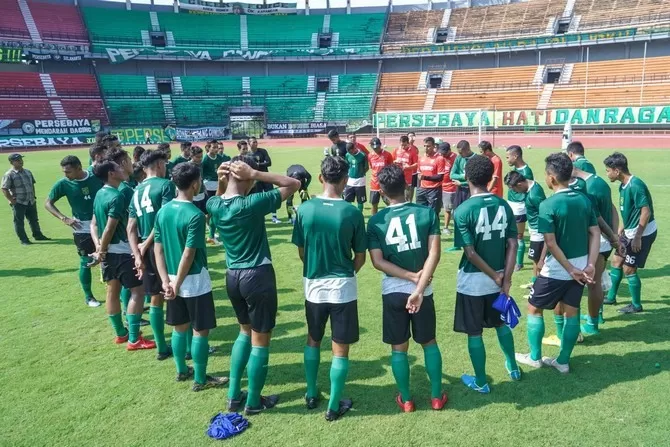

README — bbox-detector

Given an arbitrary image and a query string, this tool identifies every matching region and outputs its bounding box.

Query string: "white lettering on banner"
[106,48,141,64]
[185,50,212,60]
[0,136,85,147]
[221,49,271,60]
[34,119,90,128]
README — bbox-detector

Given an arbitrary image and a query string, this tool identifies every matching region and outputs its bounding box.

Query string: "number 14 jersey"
[454,193,517,296]
[129,176,176,240]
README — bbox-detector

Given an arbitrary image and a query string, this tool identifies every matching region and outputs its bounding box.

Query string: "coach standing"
[2,153,50,245]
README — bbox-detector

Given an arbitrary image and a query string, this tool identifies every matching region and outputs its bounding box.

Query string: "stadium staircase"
[146,77,158,95]
[172,77,183,95]
[28,0,88,43]
[149,11,160,31]
[329,75,339,93]
[562,0,577,19]
[240,15,249,51]
[532,66,546,85]
[49,100,67,119]
[160,94,176,125]
[560,64,574,84]
[423,89,436,111]
[537,84,554,109]
[307,76,316,93]
[39,74,57,97]
[314,92,326,121]
[418,72,428,90]
[442,71,453,89]
[18,0,41,42]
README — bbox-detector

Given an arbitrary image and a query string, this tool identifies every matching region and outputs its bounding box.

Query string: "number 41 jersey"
[454,193,517,296]
[129,177,176,240]
[367,203,440,295]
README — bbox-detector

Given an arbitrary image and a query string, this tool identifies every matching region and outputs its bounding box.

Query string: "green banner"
[400,28,637,55]
[0,134,95,148]
[111,126,176,145]
[374,106,670,129]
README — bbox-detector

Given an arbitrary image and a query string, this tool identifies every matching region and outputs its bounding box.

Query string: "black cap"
[437,142,451,153]
[8,153,23,162]
[370,137,382,148]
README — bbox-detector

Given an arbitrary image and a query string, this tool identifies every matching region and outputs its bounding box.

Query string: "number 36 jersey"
[367,203,440,295]
[129,177,176,240]
[454,193,517,296]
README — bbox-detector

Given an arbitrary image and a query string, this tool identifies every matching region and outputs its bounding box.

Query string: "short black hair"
[248,136,257,141]
[327,129,339,139]
[603,152,629,173]
[95,130,110,145]
[92,159,118,182]
[377,164,406,198]
[89,144,106,161]
[133,145,145,162]
[140,149,167,168]
[506,145,522,157]
[60,155,82,169]
[106,148,130,166]
[101,134,119,148]
[566,141,585,155]
[180,142,192,152]
[504,170,526,187]
[132,162,144,178]
[400,135,409,144]
[320,155,349,184]
[157,143,171,152]
[456,140,470,152]
[437,142,451,153]
[545,152,573,183]
[171,161,201,191]
[479,140,493,152]
[189,145,203,157]
[232,154,259,170]
[424,137,435,145]
[464,154,493,188]
[407,132,416,137]
[237,140,248,149]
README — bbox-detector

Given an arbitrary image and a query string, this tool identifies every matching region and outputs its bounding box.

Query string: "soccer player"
[156,143,173,179]
[90,159,156,351]
[249,137,281,224]
[515,153,600,374]
[87,144,106,174]
[208,156,300,415]
[416,137,445,216]
[348,133,369,155]
[344,142,369,213]
[504,172,546,290]
[437,142,457,234]
[603,152,657,314]
[452,155,520,393]
[45,155,103,307]
[328,129,347,157]
[367,137,394,216]
[392,135,419,202]
[367,164,446,411]
[237,140,249,155]
[292,156,366,421]
[286,164,312,225]
[154,162,226,391]
[133,146,145,163]
[479,141,503,197]
[505,145,533,270]
[127,150,176,360]
[566,141,596,175]
[172,142,192,168]
[217,141,226,156]
[187,146,207,214]
[202,140,230,242]
[407,132,420,201]
[446,140,475,252]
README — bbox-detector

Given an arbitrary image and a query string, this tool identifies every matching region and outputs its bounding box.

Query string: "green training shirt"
[538,188,597,280]
[584,174,614,229]
[345,151,368,187]
[172,155,190,169]
[48,172,103,234]
[450,153,475,185]
[154,199,211,297]
[507,164,534,203]
[367,202,440,296]
[202,153,230,184]
[620,175,656,238]
[524,180,546,241]
[573,156,596,175]
[454,193,517,296]
[292,197,366,304]
[93,185,131,254]
[129,176,176,240]
[207,189,282,269]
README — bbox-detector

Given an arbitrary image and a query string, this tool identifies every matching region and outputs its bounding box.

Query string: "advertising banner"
[0,134,95,148]
[20,119,101,136]
[110,126,176,145]
[266,122,327,136]
[175,126,229,141]
[178,1,297,15]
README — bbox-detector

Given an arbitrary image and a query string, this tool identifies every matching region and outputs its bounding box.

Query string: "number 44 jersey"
[129,177,176,240]
[454,193,517,296]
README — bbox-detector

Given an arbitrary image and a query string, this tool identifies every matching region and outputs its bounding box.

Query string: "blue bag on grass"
[207,412,249,440]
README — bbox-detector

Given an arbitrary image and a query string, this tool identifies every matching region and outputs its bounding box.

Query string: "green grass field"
[2,145,669,446]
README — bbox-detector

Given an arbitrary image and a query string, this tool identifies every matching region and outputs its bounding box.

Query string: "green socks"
[79,256,93,298]
[126,313,142,343]
[185,327,193,356]
[192,335,210,385]
[144,295,150,305]
[228,332,252,400]
[607,267,623,302]
[209,222,216,239]
[391,351,411,402]
[423,344,443,399]
[531,275,537,283]
[516,239,526,266]
[467,336,487,387]
[554,315,565,339]
[171,330,189,375]
[108,313,127,337]
[246,346,269,408]
[495,325,518,372]
[627,273,642,308]
[120,287,130,315]
[527,314,545,361]
[304,346,321,399]
[557,316,580,365]
[328,356,349,412]
[149,306,167,354]
[357,203,364,213]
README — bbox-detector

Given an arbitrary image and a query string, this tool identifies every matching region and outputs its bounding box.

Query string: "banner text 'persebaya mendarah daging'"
[373,106,670,129]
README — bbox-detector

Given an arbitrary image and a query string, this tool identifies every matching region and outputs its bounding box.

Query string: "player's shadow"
[0,267,77,278]
[584,306,670,346]
[638,264,670,279]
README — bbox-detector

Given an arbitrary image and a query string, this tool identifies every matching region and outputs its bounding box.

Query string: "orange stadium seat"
[573,0,670,30]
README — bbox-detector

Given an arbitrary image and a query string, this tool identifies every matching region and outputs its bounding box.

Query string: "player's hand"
[169,281,181,299]
[406,290,424,314]
[63,217,82,230]
[217,162,231,180]
[87,251,103,267]
[453,180,461,186]
[407,269,423,284]
[632,235,642,253]
[134,256,144,280]
[582,264,596,284]
[229,161,257,181]
[494,272,504,288]
[502,278,512,297]
[568,267,587,285]
[162,281,176,300]
[8,197,16,205]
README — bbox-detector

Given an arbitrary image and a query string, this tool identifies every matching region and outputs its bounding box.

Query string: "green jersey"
[450,153,475,185]
[48,172,103,234]
[165,161,173,179]
[207,189,282,269]
[538,188,597,280]
[525,180,546,241]
[154,199,211,297]
[584,174,614,228]
[292,197,366,304]
[620,175,656,238]
[573,156,596,175]
[454,193,516,296]
[93,185,131,254]
[569,177,601,220]
[345,151,368,187]
[129,176,176,240]
[172,155,190,168]
[507,164,534,203]
[367,203,440,296]
[202,153,228,182]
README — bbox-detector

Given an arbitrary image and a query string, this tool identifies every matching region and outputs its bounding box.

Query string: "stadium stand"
[384,10,443,47]
[0,0,30,39]
[28,0,88,43]
[328,13,385,50]
[0,72,45,96]
[247,15,321,49]
[572,0,670,30]
[0,99,54,119]
[82,6,150,47]
[249,76,309,94]
[99,75,152,96]
[173,99,233,126]
[105,98,164,125]
[179,76,244,96]
[157,11,240,47]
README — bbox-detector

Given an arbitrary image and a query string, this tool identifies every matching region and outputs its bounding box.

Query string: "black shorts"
[166,291,217,331]
[344,185,367,204]
[142,246,162,296]
[193,198,207,214]
[305,300,359,345]
[600,248,612,261]
[416,187,442,214]
[370,190,381,205]
[254,181,273,194]
[226,264,278,333]
[620,231,656,268]
[453,292,503,336]
[411,173,418,188]
[528,240,544,263]
[101,252,142,289]
[528,276,583,310]
[515,214,528,224]
[383,293,436,345]
[453,186,470,209]
[74,232,95,257]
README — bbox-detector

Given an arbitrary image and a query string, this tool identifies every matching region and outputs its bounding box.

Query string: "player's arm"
[597,215,616,247]
[261,150,272,168]
[229,161,300,200]
[353,252,366,273]
[172,247,196,298]
[98,217,119,257]
[463,245,501,283]
[415,234,441,291]
[543,233,591,284]
[1,185,15,205]
[44,195,82,230]
[154,242,174,299]
[632,206,651,252]
[127,217,144,277]
[369,249,419,282]
[450,159,465,183]
[216,162,230,196]
[610,203,620,238]
[90,215,100,249]
[502,236,519,295]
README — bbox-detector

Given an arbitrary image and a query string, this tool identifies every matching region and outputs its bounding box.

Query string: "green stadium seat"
[157,12,240,47]
[323,95,371,120]
[82,7,150,46]
[173,99,240,126]
[329,13,385,49]
[99,75,151,96]
[178,76,243,96]
[252,96,316,122]
[247,15,322,49]
[249,76,309,94]
[106,98,165,125]
[337,74,377,93]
